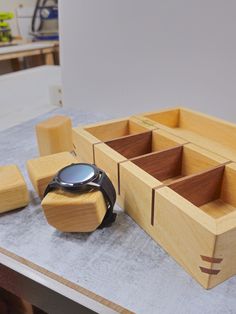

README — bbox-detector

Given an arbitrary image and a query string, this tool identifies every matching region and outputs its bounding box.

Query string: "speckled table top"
[0,108,236,314]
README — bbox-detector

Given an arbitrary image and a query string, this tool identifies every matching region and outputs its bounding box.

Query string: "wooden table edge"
[0,247,133,314]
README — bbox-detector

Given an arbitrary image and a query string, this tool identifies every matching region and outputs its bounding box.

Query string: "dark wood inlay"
[201,255,223,263]
[200,267,220,275]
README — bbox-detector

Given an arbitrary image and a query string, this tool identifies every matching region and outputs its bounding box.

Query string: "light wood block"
[27,152,78,198]
[41,190,107,232]
[72,117,152,163]
[0,165,29,213]
[36,115,73,156]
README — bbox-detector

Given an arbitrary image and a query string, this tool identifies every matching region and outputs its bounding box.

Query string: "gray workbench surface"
[0,108,235,314]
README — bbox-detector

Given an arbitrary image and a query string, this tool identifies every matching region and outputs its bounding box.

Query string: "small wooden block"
[0,165,29,214]
[27,152,78,198]
[36,115,73,156]
[41,190,107,232]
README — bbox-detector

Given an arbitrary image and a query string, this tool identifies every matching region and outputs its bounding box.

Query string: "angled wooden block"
[36,115,73,156]
[41,190,107,232]
[27,152,78,198]
[0,165,29,213]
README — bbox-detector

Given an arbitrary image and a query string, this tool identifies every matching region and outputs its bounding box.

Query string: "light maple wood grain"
[27,152,78,198]
[42,190,107,232]
[72,117,151,164]
[120,161,162,229]
[137,107,236,162]
[94,143,127,195]
[36,115,73,156]
[74,107,236,289]
[0,165,29,214]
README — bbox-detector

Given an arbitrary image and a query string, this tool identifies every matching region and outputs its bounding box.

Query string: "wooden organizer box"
[72,107,236,289]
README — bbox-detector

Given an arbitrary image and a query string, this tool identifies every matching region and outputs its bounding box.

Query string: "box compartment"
[72,117,152,163]
[85,119,150,142]
[131,143,227,185]
[153,163,236,289]
[140,107,236,161]
[168,164,236,220]
[105,129,187,159]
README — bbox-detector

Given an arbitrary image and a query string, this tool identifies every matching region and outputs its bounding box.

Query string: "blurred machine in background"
[31,0,58,41]
[0,12,14,43]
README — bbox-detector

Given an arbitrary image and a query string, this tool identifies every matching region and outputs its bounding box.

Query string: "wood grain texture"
[120,161,162,231]
[152,129,187,151]
[168,166,225,207]
[0,165,29,213]
[144,108,180,128]
[130,143,228,185]
[41,190,107,232]
[36,115,73,156]
[27,152,78,198]
[209,224,236,288]
[138,107,236,162]
[85,117,149,142]
[72,127,101,163]
[105,129,187,160]
[72,108,236,289]
[131,146,183,182]
[94,143,127,194]
[105,131,152,159]
[154,187,217,289]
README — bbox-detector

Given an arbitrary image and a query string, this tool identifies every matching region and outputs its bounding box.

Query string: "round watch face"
[58,163,98,185]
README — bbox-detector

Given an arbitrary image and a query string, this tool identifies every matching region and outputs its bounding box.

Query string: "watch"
[44,163,117,228]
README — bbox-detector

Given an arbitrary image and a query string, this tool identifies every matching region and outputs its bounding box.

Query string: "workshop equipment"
[31,0,59,41]
[0,12,14,42]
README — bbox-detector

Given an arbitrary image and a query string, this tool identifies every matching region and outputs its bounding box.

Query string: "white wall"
[59,0,236,121]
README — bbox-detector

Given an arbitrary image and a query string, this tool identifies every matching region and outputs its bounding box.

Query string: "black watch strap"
[44,181,58,197]
[98,173,117,229]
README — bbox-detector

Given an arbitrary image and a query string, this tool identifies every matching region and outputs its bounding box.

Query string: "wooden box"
[72,107,236,288]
